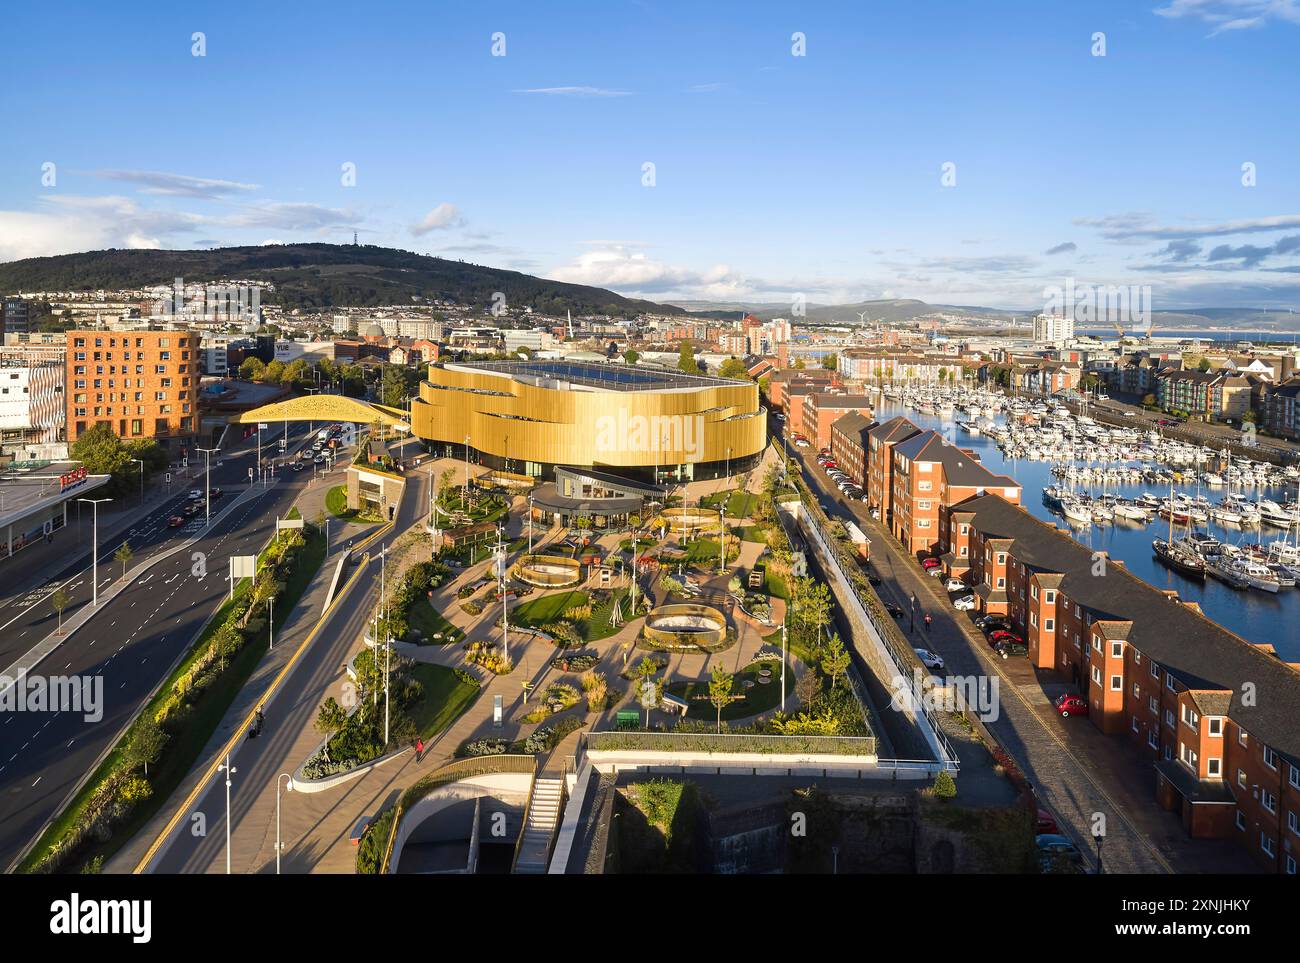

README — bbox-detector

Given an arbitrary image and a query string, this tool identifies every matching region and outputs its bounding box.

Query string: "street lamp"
[77,497,113,608]
[131,458,145,505]
[464,434,471,500]
[527,495,534,553]
[276,773,293,874]
[197,447,219,525]
[269,595,274,650]
[218,754,236,875]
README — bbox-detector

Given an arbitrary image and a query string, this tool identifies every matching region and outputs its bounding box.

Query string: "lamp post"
[276,773,293,874]
[781,615,788,711]
[197,447,219,525]
[719,505,726,575]
[527,495,534,553]
[131,458,145,505]
[269,595,274,650]
[77,497,113,608]
[218,755,236,875]
[464,434,470,501]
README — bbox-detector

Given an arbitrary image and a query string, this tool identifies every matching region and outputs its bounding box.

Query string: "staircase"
[512,776,564,874]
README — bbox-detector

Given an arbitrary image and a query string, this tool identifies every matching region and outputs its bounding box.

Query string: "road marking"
[31,777,40,788]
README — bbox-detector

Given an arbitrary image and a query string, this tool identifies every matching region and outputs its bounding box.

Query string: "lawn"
[325,484,355,519]
[511,589,590,628]
[702,489,760,519]
[407,598,460,643]
[765,567,789,600]
[664,658,791,721]
[407,662,481,740]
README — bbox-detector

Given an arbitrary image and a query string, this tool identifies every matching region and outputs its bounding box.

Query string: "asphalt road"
[145,466,429,874]
[0,423,325,869]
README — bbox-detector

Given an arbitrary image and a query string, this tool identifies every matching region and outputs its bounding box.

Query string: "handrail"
[379,753,535,874]
[541,756,575,873]
[509,758,542,873]
[584,731,877,756]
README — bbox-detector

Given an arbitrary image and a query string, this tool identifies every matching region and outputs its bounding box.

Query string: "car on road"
[183,502,201,516]
[794,439,809,448]
[314,454,327,464]
[914,648,945,673]
[188,489,203,501]
[885,602,904,619]
[208,487,223,499]
[994,639,1028,659]
[952,594,976,610]
[1055,693,1088,717]
[291,461,305,471]
[943,577,967,592]
[168,515,185,527]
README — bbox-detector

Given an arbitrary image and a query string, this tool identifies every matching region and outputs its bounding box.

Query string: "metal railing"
[584,730,878,756]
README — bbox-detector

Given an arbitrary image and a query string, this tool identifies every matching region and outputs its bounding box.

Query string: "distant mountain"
[672,297,1300,330]
[0,243,685,317]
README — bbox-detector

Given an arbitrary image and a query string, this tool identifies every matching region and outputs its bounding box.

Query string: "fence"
[584,730,878,757]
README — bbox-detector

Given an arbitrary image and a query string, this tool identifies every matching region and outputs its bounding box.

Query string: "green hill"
[0,243,683,317]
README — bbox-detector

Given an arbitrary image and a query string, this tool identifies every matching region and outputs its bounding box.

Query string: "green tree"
[718,357,749,380]
[708,664,734,733]
[70,423,130,488]
[821,353,838,371]
[114,541,134,579]
[790,577,832,652]
[239,356,266,381]
[261,359,287,383]
[932,770,957,799]
[125,717,168,778]
[50,587,70,635]
[315,696,349,735]
[623,349,639,365]
[792,355,806,370]
[677,342,697,374]
[820,632,850,689]
[282,358,310,387]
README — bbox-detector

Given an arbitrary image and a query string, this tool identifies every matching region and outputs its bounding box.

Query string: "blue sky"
[2,0,1299,310]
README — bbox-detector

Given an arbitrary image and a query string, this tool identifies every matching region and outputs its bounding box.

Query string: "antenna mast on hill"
[353,231,358,246]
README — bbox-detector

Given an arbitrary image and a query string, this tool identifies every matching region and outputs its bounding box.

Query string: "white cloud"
[225,202,360,231]
[1075,212,1300,241]
[0,195,205,262]
[90,169,259,198]
[411,203,465,236]
[513,86,631,97]
[1154,0,1300,34]
[550,245,749,298]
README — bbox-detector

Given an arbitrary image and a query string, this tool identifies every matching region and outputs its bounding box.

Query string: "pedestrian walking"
[923,612,933,630]
[416,737,424,762]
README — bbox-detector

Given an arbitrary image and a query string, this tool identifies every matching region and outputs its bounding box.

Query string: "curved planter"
[661,507,720,534]
[512,553,582,587]
[643,602,728,648]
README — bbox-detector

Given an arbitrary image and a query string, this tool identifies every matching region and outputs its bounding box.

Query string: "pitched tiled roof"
[959,493,1300,760]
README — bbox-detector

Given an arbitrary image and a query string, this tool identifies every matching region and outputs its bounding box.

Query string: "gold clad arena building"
[410,360,766,484]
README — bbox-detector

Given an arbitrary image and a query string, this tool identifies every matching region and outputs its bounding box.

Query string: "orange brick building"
[67,329,199,453]
[799,393,874,449]
[945,493,1300,872]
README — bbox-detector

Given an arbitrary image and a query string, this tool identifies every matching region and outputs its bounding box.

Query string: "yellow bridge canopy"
[230,394,410,430]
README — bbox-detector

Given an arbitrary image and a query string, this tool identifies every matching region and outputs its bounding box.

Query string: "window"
[1180,743,1198,769]
[1289,810,1298,836]
[1208,717,1223,737]
[1237,769,1247,788]
[1181,704,1199,731]
[1148,696,1158,713]
[1288,855,1296,875]
[1264,747,1278,771]
[1111,641,1123,658]
[1262,790,1277,815]
[1236,810,1246,831]
[1044,618,1054,631]
[1091,666,1102,685]
[1207,758,1221,777]
[1291,765,1300,791]
[1148,730,1159,750]
[1238,729,1248,748]
[1261,833,1275,858]
[1110,674,1122,692]
[1150,662,1159,679]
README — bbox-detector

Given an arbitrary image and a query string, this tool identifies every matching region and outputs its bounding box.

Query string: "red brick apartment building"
[829,411,873,487]
[800,393,874,449]
[67,330,199,452]
[865,415,921,525]
[943,493,1300,873]
[766,368,836,417]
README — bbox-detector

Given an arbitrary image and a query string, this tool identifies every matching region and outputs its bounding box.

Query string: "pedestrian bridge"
[228,394,409,430]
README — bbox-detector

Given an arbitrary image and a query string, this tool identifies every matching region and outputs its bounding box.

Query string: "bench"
[349,816,370,846]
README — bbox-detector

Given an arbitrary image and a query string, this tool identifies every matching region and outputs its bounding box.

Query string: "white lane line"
[31,777,40,788]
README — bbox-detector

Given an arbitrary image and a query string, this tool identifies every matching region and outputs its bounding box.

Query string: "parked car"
[1036,834,1085,872]
[952,594,976,610]
[1055,694,1088,717]
[988,629,1023,646]
[885,602,904,619]
[943,577,966,592]
[314,453,327,464]
[914,648,945,673]
[921,557,941,571]
[994,639,1028,659]
[978,617,1013,635]
[167,515,185,528]
[1036,809,1059,835]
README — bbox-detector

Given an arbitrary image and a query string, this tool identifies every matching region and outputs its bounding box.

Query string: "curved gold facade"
[411,362,765,481]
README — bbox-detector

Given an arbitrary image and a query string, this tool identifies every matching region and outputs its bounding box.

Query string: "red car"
[168,515,185,527]
[1055,694,1088,718]
[1036,808,1059,834]
[921,558,941,571]
[988,629,1022,646]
